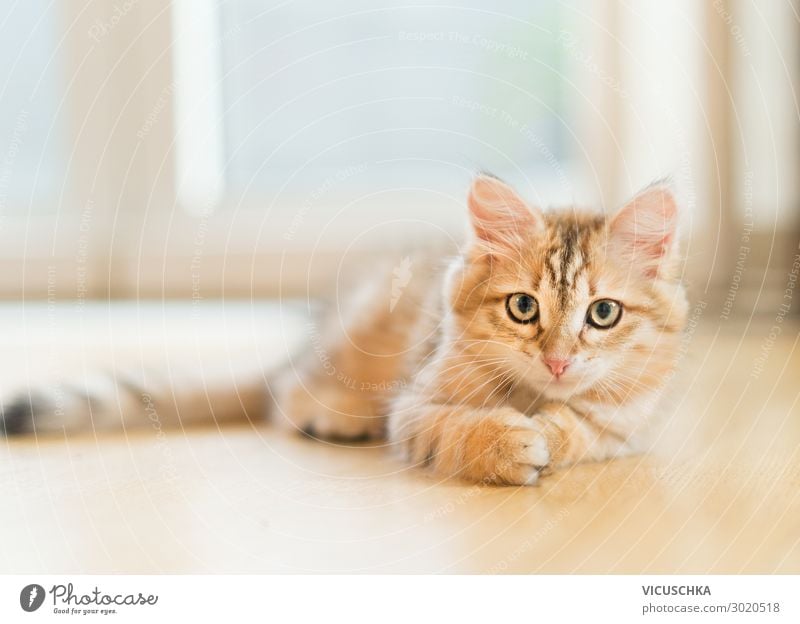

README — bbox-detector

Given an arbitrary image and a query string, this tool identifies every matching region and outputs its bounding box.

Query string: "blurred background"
[0,0,796,313]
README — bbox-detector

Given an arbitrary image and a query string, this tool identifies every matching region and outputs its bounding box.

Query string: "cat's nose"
[542,356,571,378]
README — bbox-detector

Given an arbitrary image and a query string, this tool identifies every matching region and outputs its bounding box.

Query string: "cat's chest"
[506,385,555,415]
[506,383,657,445]
[507,385,602,416]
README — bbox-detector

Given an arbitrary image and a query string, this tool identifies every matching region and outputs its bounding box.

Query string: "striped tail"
[1,368,268,436]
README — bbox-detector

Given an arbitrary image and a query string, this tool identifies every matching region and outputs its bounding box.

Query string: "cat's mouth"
[543,371,582,391]
[549,358,613,394]
[513,359,591,397]
[508,348,604,397]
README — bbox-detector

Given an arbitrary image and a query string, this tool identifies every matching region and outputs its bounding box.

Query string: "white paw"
[520,428,551,466]
[496,411,552,485]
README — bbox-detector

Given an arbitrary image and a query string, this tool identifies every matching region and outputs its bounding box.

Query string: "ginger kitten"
[273,174,688,484]
[2,174,688,486]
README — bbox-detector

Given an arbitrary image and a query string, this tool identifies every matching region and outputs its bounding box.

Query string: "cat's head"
[447,174,688,403]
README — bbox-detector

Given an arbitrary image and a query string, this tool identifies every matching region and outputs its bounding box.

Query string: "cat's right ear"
[467,174,543,247]
[609,182,679,278]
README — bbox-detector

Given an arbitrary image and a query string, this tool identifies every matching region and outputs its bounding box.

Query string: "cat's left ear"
[609,182,680,278]
[467,174,543,248]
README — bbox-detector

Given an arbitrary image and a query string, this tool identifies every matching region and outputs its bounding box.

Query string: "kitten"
[2,175,688,486]
[272,174,688,484]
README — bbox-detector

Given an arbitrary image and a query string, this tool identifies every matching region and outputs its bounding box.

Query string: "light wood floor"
[1,302,798,573]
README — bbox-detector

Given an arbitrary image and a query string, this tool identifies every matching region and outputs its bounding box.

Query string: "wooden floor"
[1,302,798,573]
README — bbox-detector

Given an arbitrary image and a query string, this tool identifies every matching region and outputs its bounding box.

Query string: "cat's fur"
[2,175,688,486]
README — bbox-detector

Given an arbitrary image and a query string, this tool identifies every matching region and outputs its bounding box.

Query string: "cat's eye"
[506,293,539,324]
[587,299,622,329]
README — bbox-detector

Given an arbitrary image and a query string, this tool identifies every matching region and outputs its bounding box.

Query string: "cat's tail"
[0,367,269,436]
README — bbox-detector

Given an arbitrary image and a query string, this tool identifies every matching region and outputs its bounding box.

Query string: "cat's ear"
[467,174,543,247]
[609,182,679,278]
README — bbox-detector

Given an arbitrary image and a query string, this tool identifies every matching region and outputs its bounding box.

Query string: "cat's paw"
[434,408,552,486]
[290,404,384,442]
[271,380,385,442]
[488,411,552,485]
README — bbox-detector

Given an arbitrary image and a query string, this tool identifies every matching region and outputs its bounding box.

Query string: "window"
[0,0,66,215]
[216,1,571,201]
[0,1,795,305]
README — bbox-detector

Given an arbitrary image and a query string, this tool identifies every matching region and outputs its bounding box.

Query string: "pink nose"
[543,357,570,378]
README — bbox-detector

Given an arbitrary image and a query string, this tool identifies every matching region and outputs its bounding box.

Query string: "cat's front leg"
[389,402,554,485]
[526,402,634,468]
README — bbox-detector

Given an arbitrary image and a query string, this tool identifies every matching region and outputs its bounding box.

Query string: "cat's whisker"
[431,365,512,401]
[603,370,653,393]
[422,357,509,380]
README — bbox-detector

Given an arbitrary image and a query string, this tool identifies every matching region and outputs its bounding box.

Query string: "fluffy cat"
[272,174,688,484]
[2,175,688,486]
